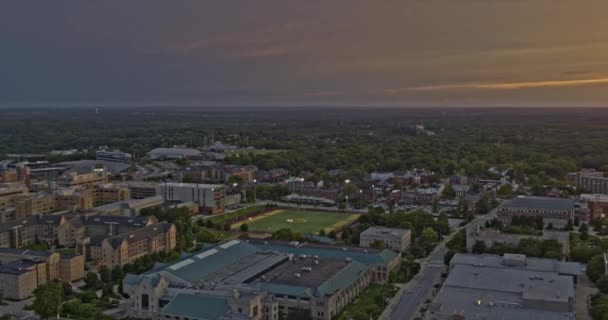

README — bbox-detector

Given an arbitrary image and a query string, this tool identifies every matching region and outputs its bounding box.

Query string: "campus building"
[147,147,202,160]
[0,215,65,248]
[0,248,85,300]
[57,170,108,187]
[360,226,412,252]
[427,253,583,320]
[92,221,176,268]
[497,196,580,229]
[59,214,157,248]
[96,149,132,163]
[88,195,164,216]
[579,193,608,221]
[157,182,225,214]
[118,181,159,199]
[567,169,608,195]
[123,239,400,320]
[465,220,571,256]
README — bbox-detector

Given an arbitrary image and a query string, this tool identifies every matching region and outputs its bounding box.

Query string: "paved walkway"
[575,274,597,320]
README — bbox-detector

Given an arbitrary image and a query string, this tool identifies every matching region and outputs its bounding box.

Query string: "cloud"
[384,77,608,94]
[232,47,292,58]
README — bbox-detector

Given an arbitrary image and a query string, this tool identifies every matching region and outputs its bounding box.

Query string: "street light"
[360,189,363,208]
[253,179,257,202]
[344,179,350,208]
[299,177,305,206]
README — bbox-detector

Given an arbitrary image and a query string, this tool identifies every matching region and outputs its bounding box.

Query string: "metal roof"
[161,293,230,320]
[503,197,576,210]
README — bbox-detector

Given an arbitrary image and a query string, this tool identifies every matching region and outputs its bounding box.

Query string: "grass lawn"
[234,209,359,234]
[337,284,397,320]
[210,204,266,224]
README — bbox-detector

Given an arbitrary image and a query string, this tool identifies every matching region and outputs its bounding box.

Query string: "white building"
[147,148,201,160]
[157,182,225,214]
[360,226,411,252]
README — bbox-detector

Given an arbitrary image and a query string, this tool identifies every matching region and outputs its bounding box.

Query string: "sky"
[1,1,608,107]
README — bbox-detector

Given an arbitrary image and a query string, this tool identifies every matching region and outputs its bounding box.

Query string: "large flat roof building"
[427,253,579,320]
[123,239,401,320]
[148,147,202,160]
[498,196,580,228]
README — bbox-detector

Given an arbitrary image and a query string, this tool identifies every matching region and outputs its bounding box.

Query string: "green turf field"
[236,209,359,234]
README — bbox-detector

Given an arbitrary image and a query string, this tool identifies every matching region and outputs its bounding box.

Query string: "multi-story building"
[1,192,58,223]
[427,253,583,320]
[58,214,157,248]
[498,196,580,229]
[179,163,258,183]
[452,184,470,198]
[89,195,163,216]
[118,181,159,199]
[0,248,85,299]
[89,184,131,206]
[122,239,400,320]
[96,149,132,163]
[157,182,225,214]
[0,215,65,248]
[360,226,412,252]
[0,259,47,300]
[93,221,176,268]
[401,188,439,205]
[567,169,608,195]
[465,220,570,255]
[580,193,608,221]
[57,170,108,187]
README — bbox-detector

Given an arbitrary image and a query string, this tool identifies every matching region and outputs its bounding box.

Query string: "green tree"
[370,240,386,249]
[597,275,608,294]
[272,228,302,241]
[240,223,249,232]
[579,223,589,234]
[442,184,455,199]
[472,240,487,254]
[421,227,438,251]
[99,265,112,283]
[112,266,124,283]
[33,282,64,320]
[431,198,438,213]
[84,271,102,290]
[587,254,606,282]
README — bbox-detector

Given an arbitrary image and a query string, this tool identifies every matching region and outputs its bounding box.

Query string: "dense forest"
[1,107,608,184]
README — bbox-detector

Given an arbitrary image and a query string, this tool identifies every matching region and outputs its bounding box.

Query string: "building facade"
[95,221,176,268]
[157,182,225,214]
[498,196,579,229]
[360,226,412,252]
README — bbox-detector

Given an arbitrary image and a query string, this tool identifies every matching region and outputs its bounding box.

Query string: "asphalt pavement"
[387,247,447,320]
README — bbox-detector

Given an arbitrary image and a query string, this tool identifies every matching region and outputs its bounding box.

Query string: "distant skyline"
[2,1,608,107]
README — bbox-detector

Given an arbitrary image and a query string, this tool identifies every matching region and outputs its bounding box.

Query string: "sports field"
[233,209,359,234]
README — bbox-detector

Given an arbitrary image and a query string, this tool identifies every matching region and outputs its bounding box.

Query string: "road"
[385,206,500,320]
[388,247,447,320]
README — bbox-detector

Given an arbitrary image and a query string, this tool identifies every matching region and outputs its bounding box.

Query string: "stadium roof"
[248,239,399,266]
[142,240,288,285]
